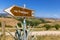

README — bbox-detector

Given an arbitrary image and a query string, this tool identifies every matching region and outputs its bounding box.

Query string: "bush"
[16,18,23,23]
[17,23,22,27]
[39,18,46,23]
[26,20,40,27]
[43,24,51,30]
[17,18,41,27]
[54,24,60,30]
[39,18,51,23]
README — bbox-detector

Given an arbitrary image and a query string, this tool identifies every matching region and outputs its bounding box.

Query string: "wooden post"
[1,20,5,40]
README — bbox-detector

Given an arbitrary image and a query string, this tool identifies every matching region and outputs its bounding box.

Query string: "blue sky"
[0,0,60,18]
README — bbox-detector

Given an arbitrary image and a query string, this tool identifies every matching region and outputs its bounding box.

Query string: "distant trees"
[43,24,60,30]
[17,18,52,27]
[26,20,40,27]
[39,18,51,23]
[17,18,41,27]
[17,18,23,23]
[16,18,60,30]
[39,18,46,23]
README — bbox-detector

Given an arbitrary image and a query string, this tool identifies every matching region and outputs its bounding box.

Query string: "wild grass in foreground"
[28,35,60,40]
[0,35,60,40]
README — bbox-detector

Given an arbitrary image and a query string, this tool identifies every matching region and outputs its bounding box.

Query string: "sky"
[0,0,60,18]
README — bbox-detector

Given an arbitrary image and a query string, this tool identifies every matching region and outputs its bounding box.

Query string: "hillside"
[0,13,60,28]
[0,17,19,27]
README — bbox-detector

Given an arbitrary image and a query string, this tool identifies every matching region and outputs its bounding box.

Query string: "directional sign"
[4,5,34,17]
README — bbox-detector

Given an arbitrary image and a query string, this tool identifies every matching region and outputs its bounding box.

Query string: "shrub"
[17,23,22,27]
[26,20,40,27]
[17,18,23,23]
[43,24,51,30]
[54,24,60,30]
[39,18,46,23]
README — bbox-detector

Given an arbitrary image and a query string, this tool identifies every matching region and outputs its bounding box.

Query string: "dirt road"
[0,31,60,36]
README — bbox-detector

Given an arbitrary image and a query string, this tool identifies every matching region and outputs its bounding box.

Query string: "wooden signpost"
[5,5,33,17]
[1,20,5,40]
[4,4,34,40]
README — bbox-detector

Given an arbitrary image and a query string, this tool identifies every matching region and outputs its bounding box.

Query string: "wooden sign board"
[4,5,34,17]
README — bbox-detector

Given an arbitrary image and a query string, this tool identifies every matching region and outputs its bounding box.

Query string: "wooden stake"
[1,20,5,40]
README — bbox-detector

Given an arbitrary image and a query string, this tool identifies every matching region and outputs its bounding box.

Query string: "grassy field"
[28,35,60,40]
[0,27,60,32]
[36,35,60,40]
[0,35,14,40]
[0,35,60,40]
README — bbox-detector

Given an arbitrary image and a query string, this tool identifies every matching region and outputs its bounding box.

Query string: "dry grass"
[5,35,14,40]
[1,35,60,40]
[0,35,14,40]
[36,35,60,40]
[30,28,46,31]
[30,28,60,31]
[28,35,60,40]
[0,27,60,32]
[0,18,19,27]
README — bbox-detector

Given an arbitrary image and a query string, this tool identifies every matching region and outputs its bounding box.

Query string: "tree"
[26,19,40,27]
[43,24,51,30]
[17,18,23,23]
[54,24,60,30]
[39,18,46,23]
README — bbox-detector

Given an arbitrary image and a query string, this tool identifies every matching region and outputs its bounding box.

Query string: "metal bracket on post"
[23,4,27,40]
[23,17,27,40]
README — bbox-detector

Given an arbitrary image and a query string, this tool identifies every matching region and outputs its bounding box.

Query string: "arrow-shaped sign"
[4,5,34,17]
